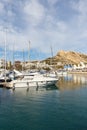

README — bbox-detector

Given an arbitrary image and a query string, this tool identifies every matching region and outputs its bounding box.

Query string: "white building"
[0,59,5,68]
[72,62,86,70]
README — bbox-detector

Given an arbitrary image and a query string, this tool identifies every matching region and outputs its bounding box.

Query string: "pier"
[0,82,12,88]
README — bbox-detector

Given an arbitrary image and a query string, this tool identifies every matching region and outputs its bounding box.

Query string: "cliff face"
[54,50,87,65]
[44,50,87,65]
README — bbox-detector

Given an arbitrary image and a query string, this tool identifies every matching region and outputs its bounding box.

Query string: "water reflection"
[0,84,57,98]
[11,84,57,92]
[57,74,87,91]
[1,74,87,94]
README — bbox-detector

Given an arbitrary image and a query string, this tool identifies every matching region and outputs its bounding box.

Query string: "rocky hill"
[43,50,87,65]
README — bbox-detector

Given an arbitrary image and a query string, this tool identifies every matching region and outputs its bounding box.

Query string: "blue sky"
[0,0,87,61]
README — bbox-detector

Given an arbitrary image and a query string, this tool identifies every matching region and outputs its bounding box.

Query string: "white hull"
[10,81,57,88]
[9,74,58,89]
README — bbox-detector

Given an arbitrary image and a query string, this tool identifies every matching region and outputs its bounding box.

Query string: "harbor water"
[0,74,87,130]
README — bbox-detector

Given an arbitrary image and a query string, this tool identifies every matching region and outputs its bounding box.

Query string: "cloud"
[71,0,87,25]
[23,0,46,26]
[47,0,58,6]
[0,2,4,14]
[69,0,87,45]
[0,0,87,60]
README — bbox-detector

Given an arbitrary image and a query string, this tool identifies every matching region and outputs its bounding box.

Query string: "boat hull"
[8,74,58,89]
[9,80,57,88]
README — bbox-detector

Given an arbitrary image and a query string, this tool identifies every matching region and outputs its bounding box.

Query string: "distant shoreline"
[68,71,87,74]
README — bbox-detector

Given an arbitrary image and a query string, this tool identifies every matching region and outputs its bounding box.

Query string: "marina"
[0,69,59,89]
[0,73,87,130]
[0,0,87,129]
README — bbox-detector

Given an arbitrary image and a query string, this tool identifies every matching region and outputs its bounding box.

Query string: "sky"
[0,0,87,61]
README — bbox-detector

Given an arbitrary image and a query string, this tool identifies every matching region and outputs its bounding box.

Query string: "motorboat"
[8,72,59,89]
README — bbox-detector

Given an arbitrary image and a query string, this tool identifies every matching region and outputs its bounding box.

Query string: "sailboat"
[8,43,58,89]
[0,28,12,84]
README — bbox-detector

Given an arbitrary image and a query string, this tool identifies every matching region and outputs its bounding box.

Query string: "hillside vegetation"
[43,50,87,65]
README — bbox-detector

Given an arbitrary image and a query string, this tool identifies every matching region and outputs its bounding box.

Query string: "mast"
[12,43,15,79]
[4,28,7,83]
[50,45,53,65]
[28,41,31,70]
[13,44,15,69]
[22,48,25,71]
[28,41,30,62]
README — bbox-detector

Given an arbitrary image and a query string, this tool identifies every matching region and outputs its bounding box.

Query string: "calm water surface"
[0,74,87,130]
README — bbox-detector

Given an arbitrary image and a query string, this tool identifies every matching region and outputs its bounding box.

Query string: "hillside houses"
[72,62,87,71]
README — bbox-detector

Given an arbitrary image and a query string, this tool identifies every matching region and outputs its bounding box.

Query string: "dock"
[0,82,12,89]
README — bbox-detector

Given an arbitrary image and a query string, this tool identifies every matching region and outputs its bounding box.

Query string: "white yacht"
[8,72,58,89]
